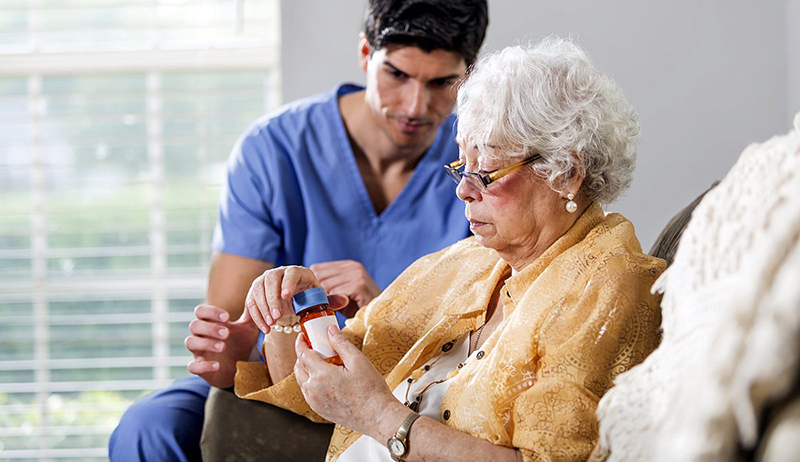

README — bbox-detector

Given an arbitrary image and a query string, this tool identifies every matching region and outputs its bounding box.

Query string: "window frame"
[0,1,281,458]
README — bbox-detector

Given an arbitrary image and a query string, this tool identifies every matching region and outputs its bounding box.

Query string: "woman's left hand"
[294,326,397,436]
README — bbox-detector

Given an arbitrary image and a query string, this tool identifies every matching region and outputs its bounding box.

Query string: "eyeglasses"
[443,153,542,191]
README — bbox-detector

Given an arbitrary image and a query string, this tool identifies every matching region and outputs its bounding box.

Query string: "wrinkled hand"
[310,260,381,318]
[246,265,350,333]
[185,305,260,388]
[293,326,396,436]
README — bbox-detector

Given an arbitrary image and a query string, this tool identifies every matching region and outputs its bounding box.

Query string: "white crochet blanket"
[596,113,800,462]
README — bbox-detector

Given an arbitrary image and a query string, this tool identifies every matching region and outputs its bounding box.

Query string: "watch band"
[396,410,420,442]
[388,410,421,460]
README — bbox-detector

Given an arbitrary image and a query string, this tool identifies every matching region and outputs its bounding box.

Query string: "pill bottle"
[292,288,343,366]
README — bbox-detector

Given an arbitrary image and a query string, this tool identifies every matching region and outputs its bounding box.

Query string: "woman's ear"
[563,151,586,196]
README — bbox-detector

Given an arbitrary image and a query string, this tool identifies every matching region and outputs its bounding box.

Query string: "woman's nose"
[455,176,480,202]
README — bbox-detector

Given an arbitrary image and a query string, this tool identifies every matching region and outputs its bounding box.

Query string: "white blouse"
[338,333,478,461]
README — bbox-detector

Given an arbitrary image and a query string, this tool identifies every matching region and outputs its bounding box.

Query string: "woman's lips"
[468,219,489,228]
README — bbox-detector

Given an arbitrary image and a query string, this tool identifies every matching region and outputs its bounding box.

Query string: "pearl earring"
[566,193,577,213]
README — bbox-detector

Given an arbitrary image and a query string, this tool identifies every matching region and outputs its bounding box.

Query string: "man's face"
[361,41,467,151]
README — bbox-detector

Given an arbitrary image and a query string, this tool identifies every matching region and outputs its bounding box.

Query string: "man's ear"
[358,33,371,74]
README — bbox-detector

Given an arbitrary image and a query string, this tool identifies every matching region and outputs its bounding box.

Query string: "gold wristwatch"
[387,411,420,461]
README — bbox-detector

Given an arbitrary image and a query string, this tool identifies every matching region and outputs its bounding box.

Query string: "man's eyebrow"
[431,72,463,82]
[384,60,462,82]
[384,61,408,76]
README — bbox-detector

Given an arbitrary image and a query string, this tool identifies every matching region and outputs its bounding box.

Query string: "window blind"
[0,1,280,459]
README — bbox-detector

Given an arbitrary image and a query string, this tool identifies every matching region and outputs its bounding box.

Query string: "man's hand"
[310,260,381,318]
[186,305,260,388]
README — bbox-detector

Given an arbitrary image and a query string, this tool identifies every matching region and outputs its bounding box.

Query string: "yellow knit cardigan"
[235,203,665,461]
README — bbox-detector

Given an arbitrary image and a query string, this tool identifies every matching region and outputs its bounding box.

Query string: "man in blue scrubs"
[109,1,489,460]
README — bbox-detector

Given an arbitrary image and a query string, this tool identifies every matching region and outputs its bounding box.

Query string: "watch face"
[388,437,405,457]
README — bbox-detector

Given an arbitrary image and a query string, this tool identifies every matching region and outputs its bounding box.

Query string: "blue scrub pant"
[109,376,210,462]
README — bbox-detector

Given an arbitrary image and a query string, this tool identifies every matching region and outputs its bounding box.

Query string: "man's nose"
[405,82,429,118]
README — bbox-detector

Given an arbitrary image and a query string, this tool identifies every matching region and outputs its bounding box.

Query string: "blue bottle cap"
[292,287,329,315]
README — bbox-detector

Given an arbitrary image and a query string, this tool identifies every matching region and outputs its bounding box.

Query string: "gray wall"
[281,0,798,249]
[789,0,800,126]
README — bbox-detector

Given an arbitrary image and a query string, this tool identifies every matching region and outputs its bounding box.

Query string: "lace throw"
[596,113,800,461]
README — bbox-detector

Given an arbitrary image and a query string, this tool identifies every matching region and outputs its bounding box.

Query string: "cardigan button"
[476,350,485,360]
[443,410,451,420]
[442,341,454,353]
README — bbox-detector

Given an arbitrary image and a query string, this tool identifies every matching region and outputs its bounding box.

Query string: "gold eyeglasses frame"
[443,153,542,191]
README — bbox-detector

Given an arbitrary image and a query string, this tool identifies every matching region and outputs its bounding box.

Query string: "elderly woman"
[192,38,664,461]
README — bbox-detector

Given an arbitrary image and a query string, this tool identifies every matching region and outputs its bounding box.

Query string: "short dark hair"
[364,0,489,65]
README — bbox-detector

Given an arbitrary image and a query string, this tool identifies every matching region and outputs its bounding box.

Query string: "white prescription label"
[304,315,339,359]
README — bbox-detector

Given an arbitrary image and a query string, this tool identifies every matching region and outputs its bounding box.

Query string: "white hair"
[456,36,639,205]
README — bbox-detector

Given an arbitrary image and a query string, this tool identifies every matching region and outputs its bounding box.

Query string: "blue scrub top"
[212,83,469,290]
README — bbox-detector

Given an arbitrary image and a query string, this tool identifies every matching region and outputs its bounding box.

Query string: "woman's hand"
[294,328,525,462]
[245,265,349,333]
[186,304,260,388]
[293,326,398,437]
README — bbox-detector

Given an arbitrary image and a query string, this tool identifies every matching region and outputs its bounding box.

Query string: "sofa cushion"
[200,386,334,462]
[648,182,719,266]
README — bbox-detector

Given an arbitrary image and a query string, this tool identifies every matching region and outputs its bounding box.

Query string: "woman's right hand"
[245,265,349,333]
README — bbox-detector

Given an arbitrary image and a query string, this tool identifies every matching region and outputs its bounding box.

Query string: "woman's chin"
[472,232,498,250]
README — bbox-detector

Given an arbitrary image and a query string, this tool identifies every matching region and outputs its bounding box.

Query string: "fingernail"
[215,342,223,351]
[272,309,281,319]
[218,328,228,337]
[265,315,273,324]
[219,312,228,322]
[212,363,219,371]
